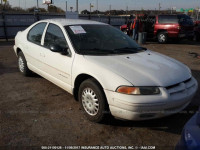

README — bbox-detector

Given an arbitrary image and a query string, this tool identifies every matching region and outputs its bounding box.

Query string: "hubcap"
[159,34,166,42]
[82,88,99,116]
[18,56,24,73]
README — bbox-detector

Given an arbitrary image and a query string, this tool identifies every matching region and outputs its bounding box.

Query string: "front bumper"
[105,77,198,121]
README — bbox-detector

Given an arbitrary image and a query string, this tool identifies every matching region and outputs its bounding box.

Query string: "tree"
[1,1,12,11]
[27,7,47,13]
[81,9,90,14]
[48,5,64,13]
[12,7,26,12]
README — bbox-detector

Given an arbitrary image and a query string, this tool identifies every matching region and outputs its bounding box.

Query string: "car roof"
[44,18,107,26]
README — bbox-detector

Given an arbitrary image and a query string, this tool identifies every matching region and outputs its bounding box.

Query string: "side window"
[158,15,178,24]
[28,23,47,45]
[44,24,68,50]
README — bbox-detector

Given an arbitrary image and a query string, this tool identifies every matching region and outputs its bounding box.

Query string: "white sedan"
[14,19,198,122]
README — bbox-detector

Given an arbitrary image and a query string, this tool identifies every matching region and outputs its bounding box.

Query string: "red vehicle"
[194,20,200,25]
[120,14,194,43]
[120,24,128,34]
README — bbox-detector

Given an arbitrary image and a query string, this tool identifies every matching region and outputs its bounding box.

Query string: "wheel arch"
[16,47,22,56]
[73,74,104,101]
[157,29,168,35]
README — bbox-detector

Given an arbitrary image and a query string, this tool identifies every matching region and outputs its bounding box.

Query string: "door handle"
[40,53,45,57]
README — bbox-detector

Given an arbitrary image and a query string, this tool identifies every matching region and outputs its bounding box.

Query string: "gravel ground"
[0,40,200,150]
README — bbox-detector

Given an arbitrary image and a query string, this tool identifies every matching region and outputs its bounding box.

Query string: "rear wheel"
[78,78,109,122]
[157,32,168,44]
[194,32,200,42]
[18,51,32,76]
[122,30,127,35]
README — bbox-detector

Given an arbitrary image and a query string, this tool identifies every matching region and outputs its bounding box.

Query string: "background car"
[176,107,200,150]
[120,14,194,43]
[194,23,200,41]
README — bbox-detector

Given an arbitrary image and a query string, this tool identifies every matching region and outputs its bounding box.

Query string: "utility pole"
[66,1,67,12]
[37,0,39,9]
[97,0,98,14]
[19,0,20,8]
[109,4,111,15]
[90,3,94,14]
[159,3,161,11]
[76,0,78,12]
[1,0,2,6]
[90,3,91,14]
[126,6,128,16]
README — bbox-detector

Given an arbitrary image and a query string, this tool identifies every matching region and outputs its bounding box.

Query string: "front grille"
[165,78,195,95]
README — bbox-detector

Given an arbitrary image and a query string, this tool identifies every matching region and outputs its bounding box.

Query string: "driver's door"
[40,23,74,93]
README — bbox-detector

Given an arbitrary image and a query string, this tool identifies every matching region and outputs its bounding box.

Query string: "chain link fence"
[0,13,127,40]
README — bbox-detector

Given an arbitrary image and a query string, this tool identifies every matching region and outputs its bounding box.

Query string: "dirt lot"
[0,40,200,150]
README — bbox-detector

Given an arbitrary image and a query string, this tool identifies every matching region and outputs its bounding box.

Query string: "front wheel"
[78,78,109,122]
[122,30,127,35]
[18,51,32,76]
[157,32,168,44]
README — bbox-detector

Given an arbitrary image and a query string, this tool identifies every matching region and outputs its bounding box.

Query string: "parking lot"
[0,40,200,150]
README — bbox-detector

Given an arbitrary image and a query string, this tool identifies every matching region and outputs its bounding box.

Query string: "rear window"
[158,15,178,24]
[178,15,194,25]
[28,22,47,45]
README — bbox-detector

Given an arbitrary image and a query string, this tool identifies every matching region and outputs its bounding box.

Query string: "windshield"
[65,25,145,55]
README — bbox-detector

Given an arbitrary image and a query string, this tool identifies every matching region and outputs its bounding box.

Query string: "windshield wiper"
[137,47,147,50]
[79,48,115,54]
[113,47,142,54]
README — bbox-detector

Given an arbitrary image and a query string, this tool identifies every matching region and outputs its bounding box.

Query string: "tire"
[78,78,109,122]
[18,51,32,76]
[122,30,127,35]
[194,32,200,42]
[188,36,194,41]
[157,32,168,44]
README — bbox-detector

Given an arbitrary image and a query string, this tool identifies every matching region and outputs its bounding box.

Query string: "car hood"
[84,50,191,87]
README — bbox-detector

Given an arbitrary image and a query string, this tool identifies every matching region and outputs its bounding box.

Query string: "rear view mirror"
[49,44,70,56]
[49,44,62,52]
[61,48,70,56]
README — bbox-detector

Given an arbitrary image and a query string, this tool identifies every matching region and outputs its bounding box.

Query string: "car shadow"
[0,63,41,78]
[142,39,200,46]
[102,69,200,135]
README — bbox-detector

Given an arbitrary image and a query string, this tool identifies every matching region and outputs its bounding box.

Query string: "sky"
[7,0,200,11]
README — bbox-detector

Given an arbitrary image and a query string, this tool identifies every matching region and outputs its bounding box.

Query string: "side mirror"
[49,44,70,56]
[49,44,63,53]
[61,47,70,56]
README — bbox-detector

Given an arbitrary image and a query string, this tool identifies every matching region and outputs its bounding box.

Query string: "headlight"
[116,86,160,95]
